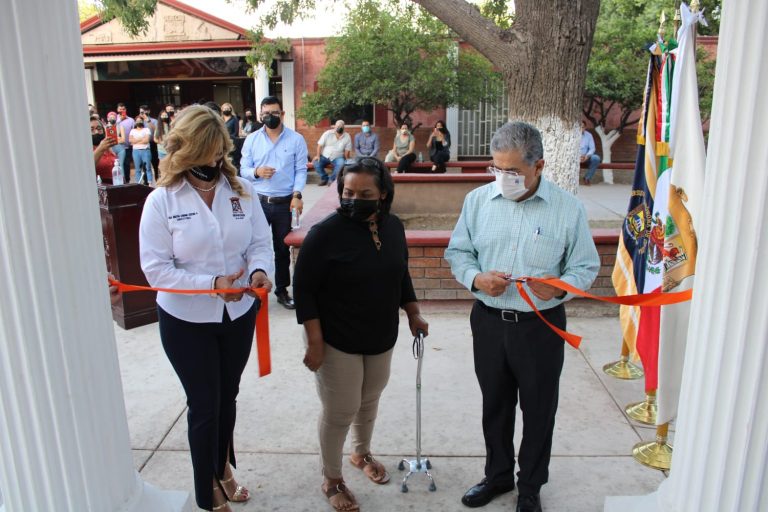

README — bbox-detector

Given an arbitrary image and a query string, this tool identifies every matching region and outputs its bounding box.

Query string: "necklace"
[188,179,217,192]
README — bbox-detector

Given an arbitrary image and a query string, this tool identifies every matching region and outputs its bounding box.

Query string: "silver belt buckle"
[501,310,519,322]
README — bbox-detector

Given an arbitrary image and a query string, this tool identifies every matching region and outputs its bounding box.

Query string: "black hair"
[336,157,395,215]
[139,104,149,111]
[203,101,221,114]
[260,96,283,111]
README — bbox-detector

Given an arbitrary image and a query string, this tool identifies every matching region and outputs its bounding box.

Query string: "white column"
[0,1,191,511]
[280,60,296,130]
[604,2,768,510]
[254,63,270,110]
[84,67,95,107]
[446,105,459,160]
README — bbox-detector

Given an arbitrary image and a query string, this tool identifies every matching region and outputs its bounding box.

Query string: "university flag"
[656,3,707,425]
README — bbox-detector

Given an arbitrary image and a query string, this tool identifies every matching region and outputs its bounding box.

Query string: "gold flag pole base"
[632,424,672,470]
[625,391,657,425]
[603,356,644,380]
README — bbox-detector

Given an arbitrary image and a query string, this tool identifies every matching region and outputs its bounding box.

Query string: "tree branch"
[410,0,521,67]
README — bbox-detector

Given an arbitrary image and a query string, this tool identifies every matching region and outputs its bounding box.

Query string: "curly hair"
[156,105,248,197]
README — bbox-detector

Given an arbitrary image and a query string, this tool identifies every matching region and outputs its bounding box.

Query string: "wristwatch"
[292,192,303,199]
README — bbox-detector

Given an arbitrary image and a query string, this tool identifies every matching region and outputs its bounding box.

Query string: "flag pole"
[625,389,657,425]
[602,339,644,379]
[632,422,673,470]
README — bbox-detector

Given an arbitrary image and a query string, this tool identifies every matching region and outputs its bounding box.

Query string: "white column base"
[603,168,614,184]
[122,476,195,512]
[604,492,662,512]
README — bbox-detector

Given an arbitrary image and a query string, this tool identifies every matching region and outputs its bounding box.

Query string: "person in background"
[116,103,134,183]
[165,104,177,120]
[580,121,601,185]
[426,120,451,173]
[239,107,260,137]
[204,101,222,115]
[91,115,117,184]
[139,105,274,512]
[313,120,352,186]
[385,123,416,173]
[221,103,239,141]
[240,96,308,310]
[155,111,172,161]
[129,116,153,186]
[354,119,379,162]
[446,121,599,512]
[140,104,160,181]
[294,157,429,512]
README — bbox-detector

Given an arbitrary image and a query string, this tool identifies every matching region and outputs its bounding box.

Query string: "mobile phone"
[105,124,117,139]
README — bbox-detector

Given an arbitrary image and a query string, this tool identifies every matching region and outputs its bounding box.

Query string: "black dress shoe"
[275,291,295,310]
[461,478,515,508]
[516,493,542,512]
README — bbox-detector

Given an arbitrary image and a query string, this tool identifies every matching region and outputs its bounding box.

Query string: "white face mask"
[495,172,528,200]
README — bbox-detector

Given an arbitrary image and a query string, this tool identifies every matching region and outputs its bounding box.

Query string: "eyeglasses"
[487,165,521,176]
[261,110,282,117]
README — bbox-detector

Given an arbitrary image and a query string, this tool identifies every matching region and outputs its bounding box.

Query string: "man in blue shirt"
[241,96,308,309]
[354,119,380,162]
[580,120,601,185]
[446,121,599,512]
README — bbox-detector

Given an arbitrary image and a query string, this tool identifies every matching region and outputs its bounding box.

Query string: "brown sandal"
[323,481,360,512]
[349,454,391,484]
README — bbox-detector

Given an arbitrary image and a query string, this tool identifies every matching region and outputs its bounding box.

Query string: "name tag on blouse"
[168,212,199,221]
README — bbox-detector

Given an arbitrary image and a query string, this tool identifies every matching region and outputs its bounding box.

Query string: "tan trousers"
[315,343,394,479]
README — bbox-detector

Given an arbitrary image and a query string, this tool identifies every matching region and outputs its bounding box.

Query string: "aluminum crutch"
[398,329,437,492]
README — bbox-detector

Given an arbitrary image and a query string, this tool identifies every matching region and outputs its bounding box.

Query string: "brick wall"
[406,239,618,300]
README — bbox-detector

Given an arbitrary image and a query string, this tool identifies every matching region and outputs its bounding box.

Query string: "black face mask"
[160,116,168,121]
[92,133,105,146]
[336,127,344,134]
[108,119,117,125]
[223,109,232,115]
[136,123,144,128]
[262,114,281,130]
[189,160,222,182]
[438,127,447,133]
[338,198,379,222]
[245,114,253,120]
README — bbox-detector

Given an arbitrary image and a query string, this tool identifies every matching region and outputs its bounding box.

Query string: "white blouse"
[139,176,274,323]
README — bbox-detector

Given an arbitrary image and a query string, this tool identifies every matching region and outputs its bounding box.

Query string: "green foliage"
[96,0,158,35]
[79,0,100,21]
[585,0,719,132]
[297,0,500,127]
[477,0,514,30]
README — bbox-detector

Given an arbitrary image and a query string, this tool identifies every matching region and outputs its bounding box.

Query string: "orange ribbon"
[109,278,272,377]
[515,277,692,349]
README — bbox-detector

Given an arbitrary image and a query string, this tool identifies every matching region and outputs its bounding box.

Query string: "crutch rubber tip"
[426,460,432,469]
[398,461,405,470]
[401,484,409,493]
[429,483,437,492]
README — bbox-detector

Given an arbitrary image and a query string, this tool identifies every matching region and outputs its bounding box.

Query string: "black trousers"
[259,199,292,294]
[470,301,566,496]
[429,149,450,172]
[149,139,160,178]
[396,152,418,173]
[158,302,257,511]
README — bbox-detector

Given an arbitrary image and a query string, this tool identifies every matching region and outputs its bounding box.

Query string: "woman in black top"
[294,157,428,512]
[427,120,451,173]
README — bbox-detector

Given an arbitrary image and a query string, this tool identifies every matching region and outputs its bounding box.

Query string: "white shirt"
[139,176,274,323]
[130,127,151,150]
[318,130,352,160]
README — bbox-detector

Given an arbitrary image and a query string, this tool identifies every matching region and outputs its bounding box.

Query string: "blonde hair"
[157,105,248,196]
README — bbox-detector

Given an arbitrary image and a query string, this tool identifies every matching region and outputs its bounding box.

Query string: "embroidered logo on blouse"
[230,197,245,219]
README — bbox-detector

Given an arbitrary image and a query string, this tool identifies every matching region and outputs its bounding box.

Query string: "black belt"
[478,300,562,323]
[258,194,293,204]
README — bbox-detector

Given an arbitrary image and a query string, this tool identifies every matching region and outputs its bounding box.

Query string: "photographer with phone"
[91,115,117,184]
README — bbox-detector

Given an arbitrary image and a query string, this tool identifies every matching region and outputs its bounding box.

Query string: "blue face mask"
[362,125,370,133]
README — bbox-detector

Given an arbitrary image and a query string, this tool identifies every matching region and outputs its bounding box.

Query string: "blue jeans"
[133,148,153,184]
[315,156,345,182]
[583,154,601,181]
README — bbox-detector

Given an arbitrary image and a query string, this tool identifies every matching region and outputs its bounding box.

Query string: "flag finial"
[673,8,681,33]
[690,0,701,13]
[658,10,667,40]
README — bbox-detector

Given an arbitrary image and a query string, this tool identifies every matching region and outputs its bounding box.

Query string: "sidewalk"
[117,181,664,511]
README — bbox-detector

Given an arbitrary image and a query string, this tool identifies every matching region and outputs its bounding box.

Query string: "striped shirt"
[445,179,600,311]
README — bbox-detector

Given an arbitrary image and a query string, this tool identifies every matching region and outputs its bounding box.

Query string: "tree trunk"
[594,125,622,185]
[413,0,599,193]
